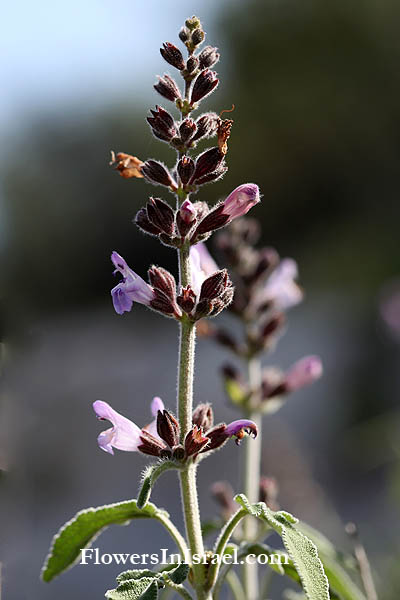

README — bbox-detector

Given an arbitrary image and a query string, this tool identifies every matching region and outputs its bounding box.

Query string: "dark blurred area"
[1,0,400,598]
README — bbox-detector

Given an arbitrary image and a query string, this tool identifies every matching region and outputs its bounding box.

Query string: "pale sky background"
[1,0,235,140]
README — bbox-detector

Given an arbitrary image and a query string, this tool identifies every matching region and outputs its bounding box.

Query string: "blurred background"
[1,0,400,598]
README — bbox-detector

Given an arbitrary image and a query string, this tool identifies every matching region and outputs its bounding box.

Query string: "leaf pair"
[106,563,190,600]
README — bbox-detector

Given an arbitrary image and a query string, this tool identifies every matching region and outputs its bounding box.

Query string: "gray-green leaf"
[235,494,330,600]
[106,578,159,600]
[42,499,168,582]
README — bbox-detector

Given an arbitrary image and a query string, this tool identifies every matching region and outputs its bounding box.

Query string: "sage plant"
[41,16,370,600]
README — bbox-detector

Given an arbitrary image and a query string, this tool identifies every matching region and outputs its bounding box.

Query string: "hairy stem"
[241,356,262,600]
[177,243,210,599]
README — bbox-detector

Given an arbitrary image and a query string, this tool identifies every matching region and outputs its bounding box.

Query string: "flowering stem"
[177,244,196,439]
[241,356,262,600]
[177,242,209,599]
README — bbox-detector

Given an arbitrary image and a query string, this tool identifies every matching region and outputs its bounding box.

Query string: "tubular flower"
[261,258,303,310]
[189,243,219,295]
[284,356,323,392]
[111,251,155,315]
[221,184,260,221]
[93,397,164,455]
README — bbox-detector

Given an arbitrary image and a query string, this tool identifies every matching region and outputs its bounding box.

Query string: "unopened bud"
[146,197,175,235]
[154,74,181,102]
[151,288,181,317]
[195,164,227,186]
[192,403,214,430]
[148,266,177,299]
[142,160,176,189]
[179,27,189,43]
[186,56,199,74]
[147,106,177,143]
[179,199,196,224]
[191,28,205,46]
[177,156,195,186]
[261,313,285,342]
[160,42,185,70]
[157,410,180,448]
[192,205,230,238]
[199,46,220,69]
[185,16,201,31]
[190,147,224,184]
[192,113,219,142]
[138,430,169,457]
[191,70,219,103]
[179,119,197,144]
[134,208,161,236]
[200,269,229,301]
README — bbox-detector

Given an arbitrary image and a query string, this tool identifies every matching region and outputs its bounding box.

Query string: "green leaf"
[41,499,168,582]
[167,562,190,584]
[299,523,366,600]
[117,570,159,583]
[137,461,177,509]
[106,578,159,600]
[235,494,330,600]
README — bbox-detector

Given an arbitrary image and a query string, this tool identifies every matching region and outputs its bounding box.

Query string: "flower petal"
[285,356,323,391]
[262,258,303,310]
[93,400,141,453]
[225,419,258,440]
[221,184,260,220]
[111,252,155,314]
[143,396,165,439]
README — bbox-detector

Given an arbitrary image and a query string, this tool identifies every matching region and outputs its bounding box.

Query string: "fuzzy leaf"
[235,494,330,600]
[42,499,167,582]
[299,523,366,600]
[167,562,190,584]
[106,578,158,600]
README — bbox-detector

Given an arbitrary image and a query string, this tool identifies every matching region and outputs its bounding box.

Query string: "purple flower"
[225,419,258,441]
[111,251,155,315]
[285,356,323,392]
[190,243,219,295]
[260,258,303,310]
[93,396,164,455]
[221,184,260,221]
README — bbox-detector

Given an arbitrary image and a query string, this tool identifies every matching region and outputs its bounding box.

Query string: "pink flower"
[285,356,323,392]
[221,184,260,221]
[189,243,219,295]
[93,397,165,455]
[261,258,303,310]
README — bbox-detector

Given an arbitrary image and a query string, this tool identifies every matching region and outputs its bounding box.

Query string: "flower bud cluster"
[109,17,261,325]
[197,218,323,415]
[138,403,257,461]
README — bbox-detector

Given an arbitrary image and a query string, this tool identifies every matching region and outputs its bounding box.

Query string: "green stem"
[164,578,194,600]
[241,357,262,600]
[208,508,246,590]
[177,242,209,600]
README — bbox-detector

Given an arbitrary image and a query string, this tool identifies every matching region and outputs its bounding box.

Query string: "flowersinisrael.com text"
[80,548,289,567]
